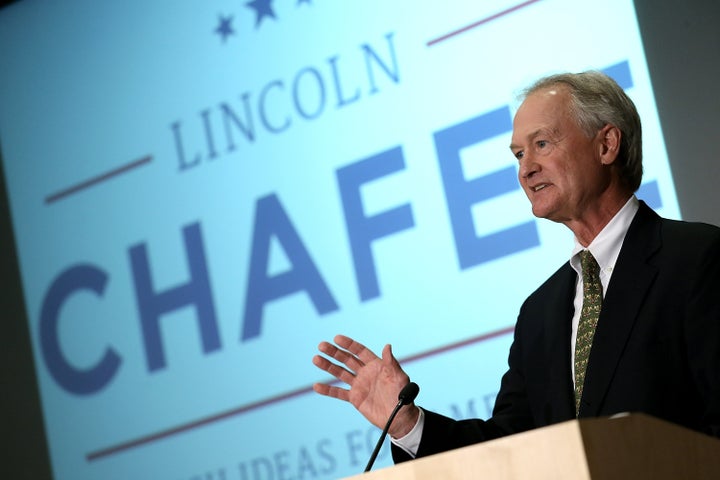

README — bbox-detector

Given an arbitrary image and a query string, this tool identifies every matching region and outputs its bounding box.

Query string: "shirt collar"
[570,195,639,276]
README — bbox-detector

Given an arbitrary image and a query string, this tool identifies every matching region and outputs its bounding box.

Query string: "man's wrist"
[390,407,424,458]
[389,404,420,439]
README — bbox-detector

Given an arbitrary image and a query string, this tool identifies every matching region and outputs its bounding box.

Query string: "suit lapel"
[579,202,661,416]
[543,265,577,421]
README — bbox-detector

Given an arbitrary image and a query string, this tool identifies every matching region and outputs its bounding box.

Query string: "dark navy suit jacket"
[394,201,720,461]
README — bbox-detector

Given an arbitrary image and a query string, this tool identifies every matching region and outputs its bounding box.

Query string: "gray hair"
[522,71,643,193]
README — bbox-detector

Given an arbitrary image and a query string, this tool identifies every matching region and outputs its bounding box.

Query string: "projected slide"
[0,0,680,479]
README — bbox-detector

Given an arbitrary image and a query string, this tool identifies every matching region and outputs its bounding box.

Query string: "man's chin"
[531,205,562,223]
[531,204,549,219]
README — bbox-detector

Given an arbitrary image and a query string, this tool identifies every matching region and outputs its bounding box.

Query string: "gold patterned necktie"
[574,250,602,416]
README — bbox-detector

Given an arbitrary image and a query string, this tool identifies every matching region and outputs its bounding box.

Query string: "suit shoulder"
[631,203,719,256]
[637,217,720,281]
[658,217,720,256]
[660,217,720,241]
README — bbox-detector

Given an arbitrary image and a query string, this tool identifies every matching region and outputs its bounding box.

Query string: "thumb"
[382,344,404,373]
[382,343,394,364]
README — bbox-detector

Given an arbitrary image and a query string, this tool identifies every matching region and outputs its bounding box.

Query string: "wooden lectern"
[344,413,720,479]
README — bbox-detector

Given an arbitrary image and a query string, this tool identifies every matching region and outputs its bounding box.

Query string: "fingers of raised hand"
[317,341,365,372]
[312,382,350,402]
[312,354,355,385]
[333,334,378,364]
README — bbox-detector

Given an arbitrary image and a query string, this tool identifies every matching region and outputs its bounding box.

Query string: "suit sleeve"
[684,227,720,437]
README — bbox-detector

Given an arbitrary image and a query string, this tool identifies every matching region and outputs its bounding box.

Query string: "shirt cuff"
[389,407,425,458]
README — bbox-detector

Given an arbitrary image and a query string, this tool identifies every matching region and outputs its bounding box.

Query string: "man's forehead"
[513,88,570,132]
[510,86,568,149]
[521,85,569,112]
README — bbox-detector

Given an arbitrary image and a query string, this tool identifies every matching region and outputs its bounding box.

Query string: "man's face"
[510,87,611,224]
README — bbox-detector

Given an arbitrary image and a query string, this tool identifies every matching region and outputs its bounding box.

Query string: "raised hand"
[312,334,419,438]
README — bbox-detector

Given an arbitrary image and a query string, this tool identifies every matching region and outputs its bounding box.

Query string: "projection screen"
[0,0,692,478]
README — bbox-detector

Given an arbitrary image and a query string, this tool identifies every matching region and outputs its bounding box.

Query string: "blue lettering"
[250,457,273,479]
[200,108,219,160]
[292,67,326,120]
[39,264,121,395]
[362,32,399,94]
[316,439,337,474]
[258,80,291,133]
[603,60,633,89]
[129,222,221,371]
[242,194,339,341]
[337,146,415,301]
[345,430,365,467]
[171,120,202,171]
[221,93,257,149]
[638,180,662,209]
[327,55,361,108]
[434,107,540,269]
[274,450,292,480]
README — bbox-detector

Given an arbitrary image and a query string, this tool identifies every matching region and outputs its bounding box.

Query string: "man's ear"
[598,124,621,165]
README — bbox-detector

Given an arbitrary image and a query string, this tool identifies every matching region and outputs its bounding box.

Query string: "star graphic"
[215,15,235,42]
[246,0,277,28]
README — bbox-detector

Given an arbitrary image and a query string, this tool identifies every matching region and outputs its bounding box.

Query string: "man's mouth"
[532,184,549,192]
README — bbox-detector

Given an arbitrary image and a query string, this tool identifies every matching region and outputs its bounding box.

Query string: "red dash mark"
[427,0,543,47]
[44,155,153,204]
[85,325,515,462]
[85,384,317,462]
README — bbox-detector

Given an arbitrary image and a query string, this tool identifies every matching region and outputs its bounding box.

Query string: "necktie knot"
[580,249,600,283]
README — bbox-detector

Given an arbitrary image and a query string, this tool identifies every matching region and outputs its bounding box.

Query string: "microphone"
[363,382,420,473]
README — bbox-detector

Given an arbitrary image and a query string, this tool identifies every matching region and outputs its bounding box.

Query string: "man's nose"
[518,154,539,179]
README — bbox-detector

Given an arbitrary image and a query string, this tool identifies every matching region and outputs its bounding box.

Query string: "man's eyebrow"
[509,129,544,150]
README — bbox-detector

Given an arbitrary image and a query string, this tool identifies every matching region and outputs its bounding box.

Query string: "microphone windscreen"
[398,382,419,405]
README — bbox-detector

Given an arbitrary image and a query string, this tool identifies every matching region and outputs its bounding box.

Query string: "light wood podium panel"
[344,413,720,480]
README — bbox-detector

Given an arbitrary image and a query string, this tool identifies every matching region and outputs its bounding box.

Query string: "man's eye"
[514,150,524,160]
[537,140,548,148]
